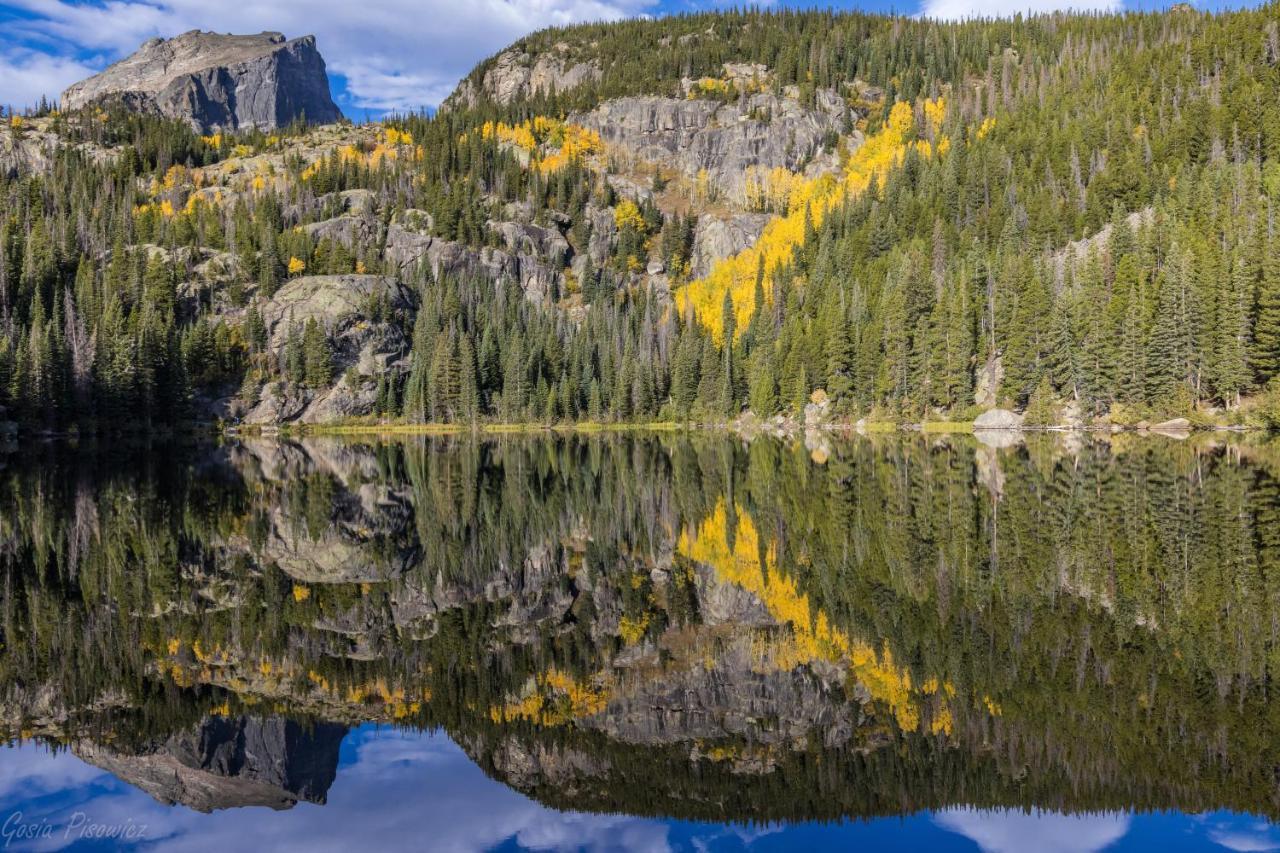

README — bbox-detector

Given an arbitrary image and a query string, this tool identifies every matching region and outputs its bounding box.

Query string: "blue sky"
[0,0,1260,116]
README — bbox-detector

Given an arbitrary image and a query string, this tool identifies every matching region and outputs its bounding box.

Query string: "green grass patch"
[921,421,975,433]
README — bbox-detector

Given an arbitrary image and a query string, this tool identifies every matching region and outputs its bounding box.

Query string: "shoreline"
[224,418,1267,438]
[2,416,1268,443]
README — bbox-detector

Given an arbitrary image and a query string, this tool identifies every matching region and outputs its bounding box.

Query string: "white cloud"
[0,48,102,112]
[933,806,1131,853]
[0,742,108,801]
[1207,818,1280,852]
[0,0,656,112]
[919,0,1120,21]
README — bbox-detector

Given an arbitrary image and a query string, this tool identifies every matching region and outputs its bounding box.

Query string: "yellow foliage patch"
[489,668,611,726]
[676,99,947,342]
[619,613,651,645]
[688,77,733,99]
[162,164,187,190]
[679,500,950,734]
[287,256,307,276]
[472,117,601,174]
[614,199,645,231]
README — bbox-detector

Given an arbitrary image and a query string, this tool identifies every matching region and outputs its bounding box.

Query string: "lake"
[2,432,1280,851]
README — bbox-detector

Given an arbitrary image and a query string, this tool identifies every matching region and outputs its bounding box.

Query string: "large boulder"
[61,31,342,132]
[1151,417,1192,432]
[973,408,1024,430]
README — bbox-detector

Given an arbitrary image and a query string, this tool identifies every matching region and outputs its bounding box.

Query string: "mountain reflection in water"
[3,432,1280,850]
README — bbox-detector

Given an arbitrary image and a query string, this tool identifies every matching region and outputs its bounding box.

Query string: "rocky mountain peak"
[61,30,342,133]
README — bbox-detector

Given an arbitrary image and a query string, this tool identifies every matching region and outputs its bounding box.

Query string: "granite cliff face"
[61,31,342,132]
[446,44,602,108]
[572,86,848,204]
[76,716,347,812]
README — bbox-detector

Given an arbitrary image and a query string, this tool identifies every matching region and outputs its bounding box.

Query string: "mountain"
[60,30,342,133]
[5,8,1280,433]
[76,716,348,812]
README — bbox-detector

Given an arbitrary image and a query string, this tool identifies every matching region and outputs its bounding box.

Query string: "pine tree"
[720,290,736,416]
[302,319,333,389]
[1214,250,1252,406]
[1147,270,1184,404]
[748,346,778,416]
[823,289,854,404]
[1252,233,1280,382]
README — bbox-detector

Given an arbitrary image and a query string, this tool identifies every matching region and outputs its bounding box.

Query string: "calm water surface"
[2,432,1280,851]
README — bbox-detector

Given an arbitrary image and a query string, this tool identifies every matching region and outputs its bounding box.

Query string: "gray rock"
[488,220,571,267]
[385,223,562,305]
[584,204,617,268]
[448,45,601,108]
[244,381,309,424]
[62,31,342,133]
[0,122,57,177]
[258,274,413,355]
[75,716,347,812]
[299,377,380,425]
[973,408,1024,430]
[302,213,379,249]
[974,353,1004,408]
[804,396,831,427]
[245,275,414,425]
[690,213,771,278]
[571,90,846,203]
[1151,417,1192,432]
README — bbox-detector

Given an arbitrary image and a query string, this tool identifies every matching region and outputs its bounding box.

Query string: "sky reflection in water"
[1,725,1276,852]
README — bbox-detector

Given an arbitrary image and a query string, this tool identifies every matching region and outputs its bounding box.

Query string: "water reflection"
[2,729,1277,851]
[2,432,1280,848]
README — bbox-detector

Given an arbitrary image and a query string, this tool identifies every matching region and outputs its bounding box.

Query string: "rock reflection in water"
[3,432,1280,830]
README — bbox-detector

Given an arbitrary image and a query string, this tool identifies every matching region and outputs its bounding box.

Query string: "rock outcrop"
[448,44,601,108]
[690,213,772,278]
[0,122,58,177]
[384,221,563,306]
[0,117,118,177]
[244,275,414,425]
[76,716,347,812]
[61,31,342,132]
[572,87,847,203]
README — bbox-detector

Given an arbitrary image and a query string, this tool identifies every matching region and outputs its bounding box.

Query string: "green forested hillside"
[5,6,1280,430]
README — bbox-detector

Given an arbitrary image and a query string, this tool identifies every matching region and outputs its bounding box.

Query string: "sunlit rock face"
[571,88,847,204]
[61,31,342,133]
[446,45,602,108]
